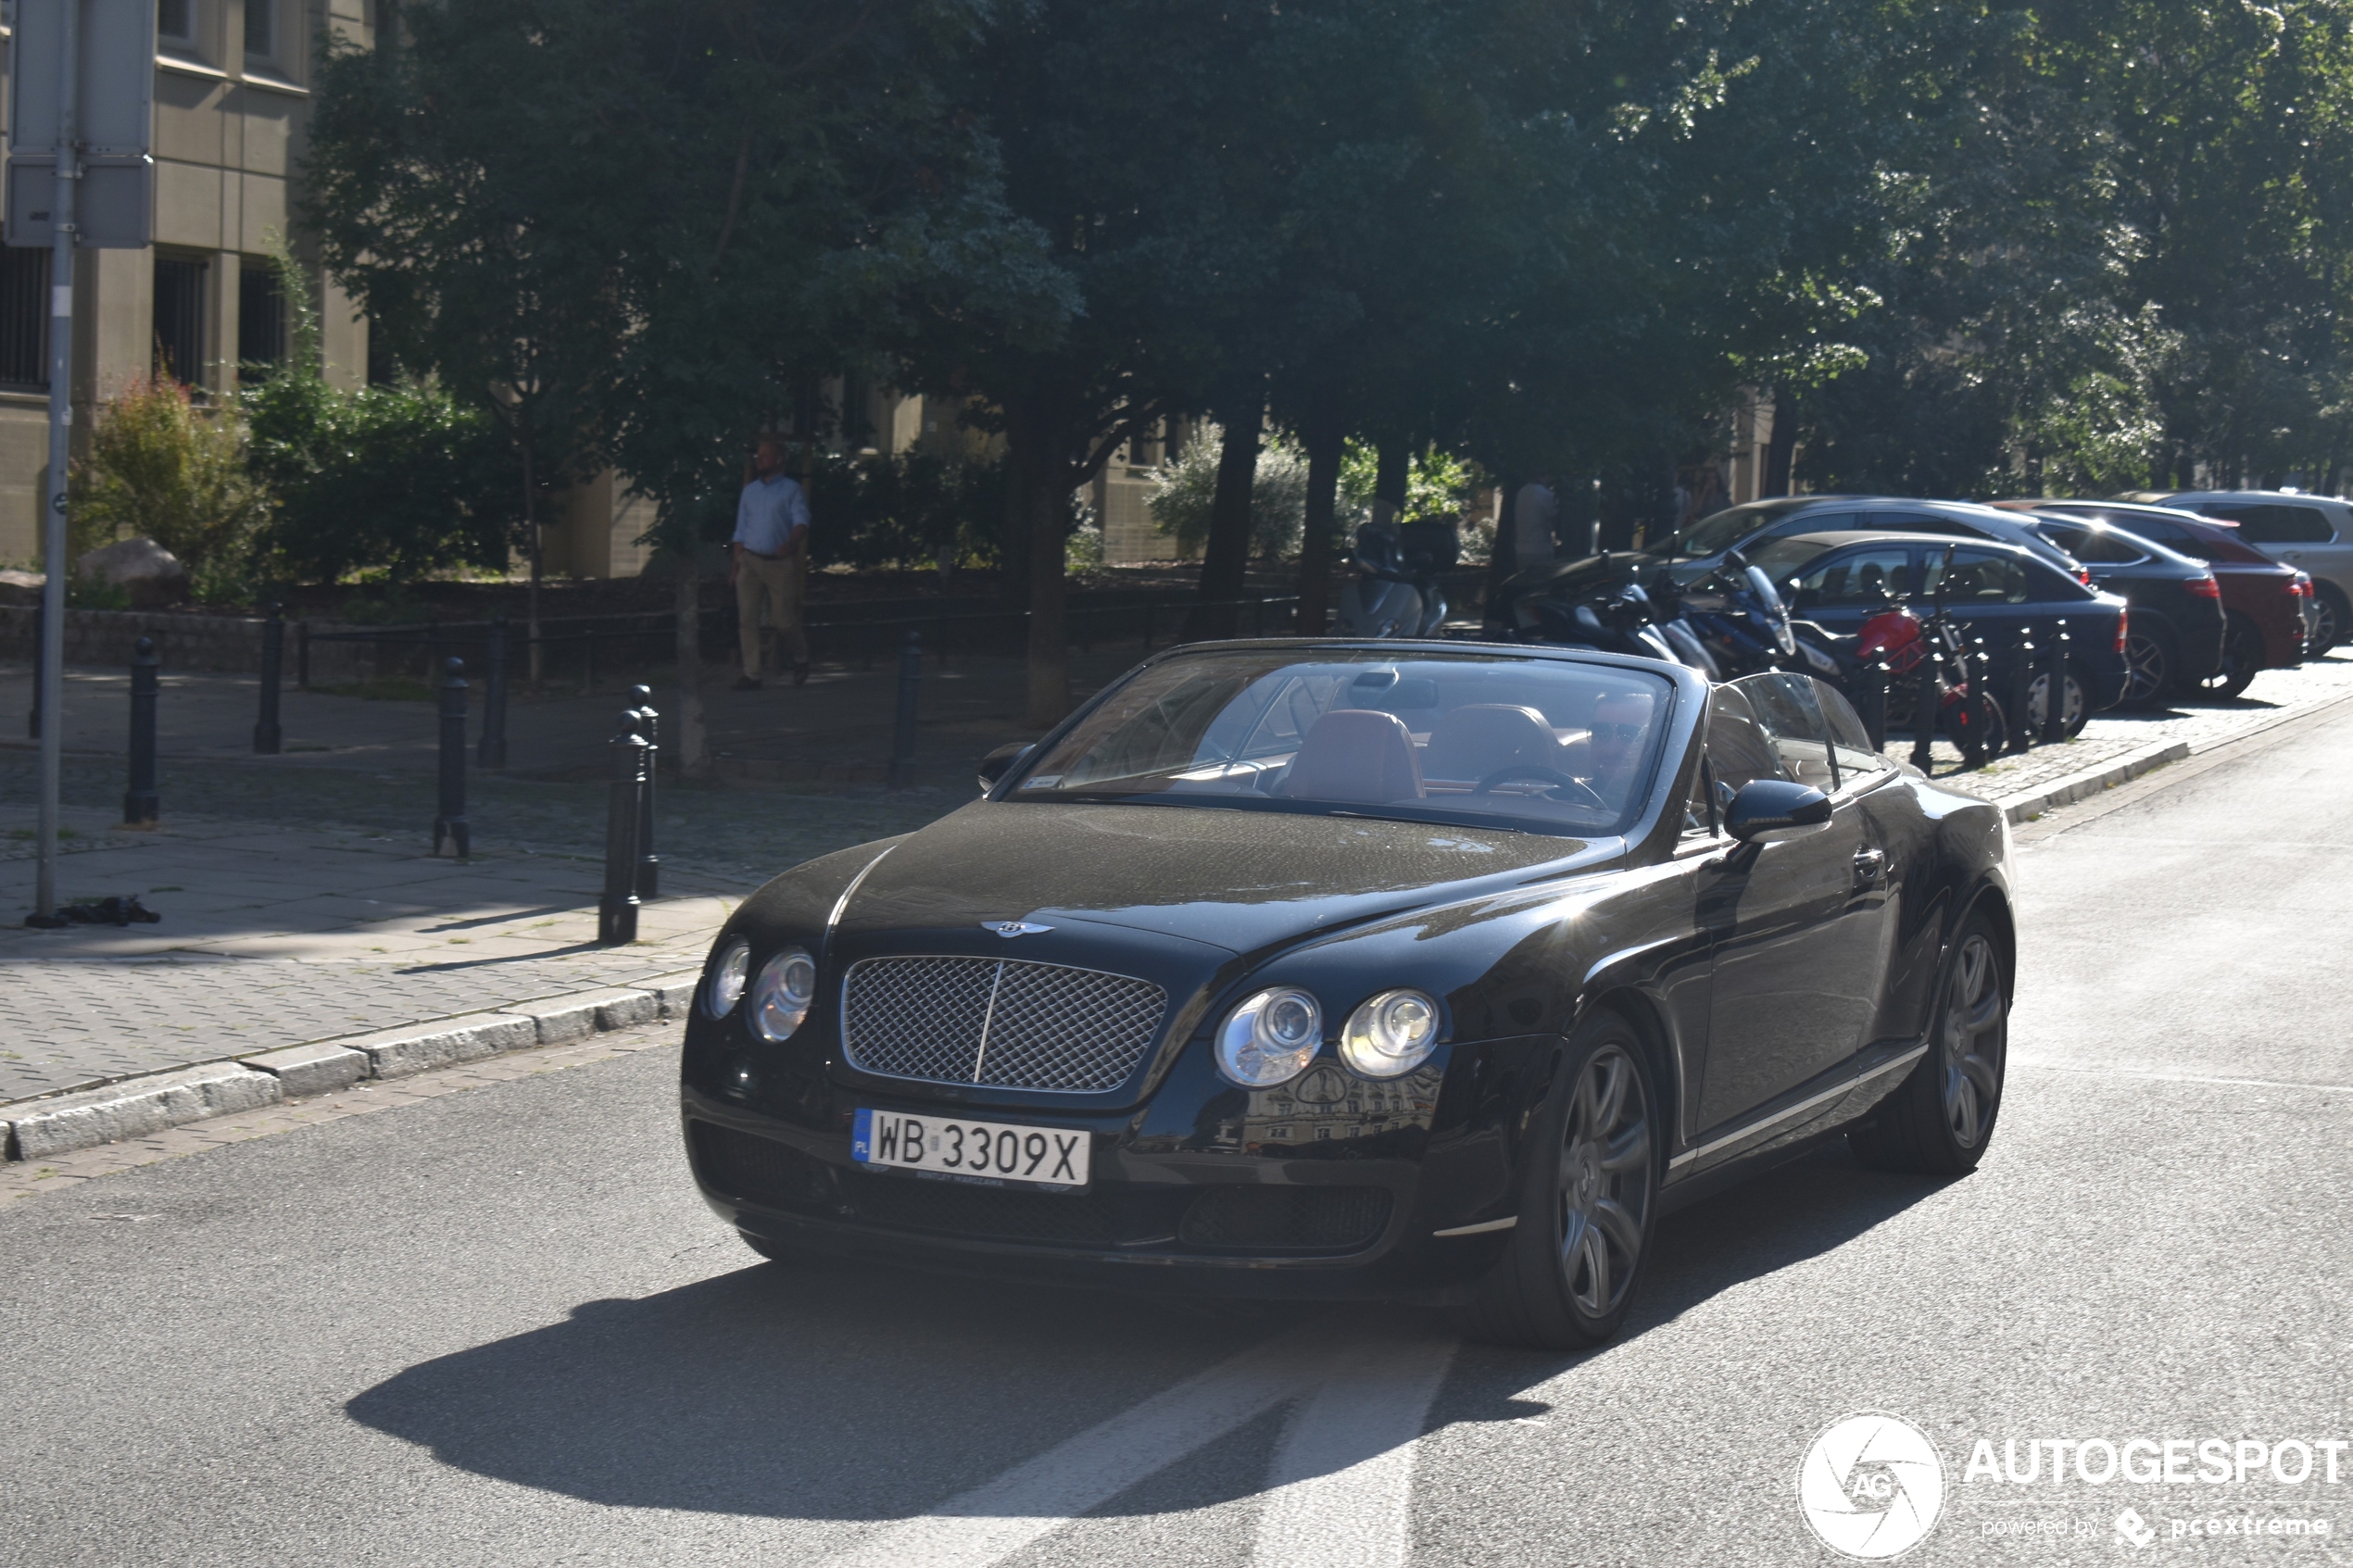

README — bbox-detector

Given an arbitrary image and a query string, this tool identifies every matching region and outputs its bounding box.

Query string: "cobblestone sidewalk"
[1885,647,2353,804]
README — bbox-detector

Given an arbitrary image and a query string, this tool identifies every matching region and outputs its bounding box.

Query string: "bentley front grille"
[841,956,1168,1093]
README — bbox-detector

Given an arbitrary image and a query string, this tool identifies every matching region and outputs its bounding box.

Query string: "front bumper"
[678,1038,1552,1301]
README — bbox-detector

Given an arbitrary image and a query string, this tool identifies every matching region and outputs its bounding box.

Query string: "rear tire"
[2120,625,2177,709]
[1849,911,2007,1176]
[2196,614,2264,701]
[1451,1012,1658,1351]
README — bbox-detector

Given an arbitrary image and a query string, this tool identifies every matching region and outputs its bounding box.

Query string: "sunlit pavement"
[2,693,2349,1565]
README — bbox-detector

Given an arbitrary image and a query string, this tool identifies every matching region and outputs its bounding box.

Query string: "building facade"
[0,0,373,567]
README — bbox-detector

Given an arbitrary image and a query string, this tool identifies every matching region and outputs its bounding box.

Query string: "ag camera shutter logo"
[1799,1412,1947,1559]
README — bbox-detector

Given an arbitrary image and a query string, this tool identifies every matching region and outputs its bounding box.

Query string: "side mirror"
[977,742,1033,794]
[1724,779,1832,841]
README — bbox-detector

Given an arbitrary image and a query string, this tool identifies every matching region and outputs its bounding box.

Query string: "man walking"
[732,436,812,689]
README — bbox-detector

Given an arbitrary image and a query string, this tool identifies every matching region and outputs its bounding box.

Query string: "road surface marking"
[826,1329,1338,1568]
[1253,1333,1457,1568]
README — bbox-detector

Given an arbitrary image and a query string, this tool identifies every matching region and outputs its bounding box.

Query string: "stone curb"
[1992,740,2194,824]
[0,968,704,1162]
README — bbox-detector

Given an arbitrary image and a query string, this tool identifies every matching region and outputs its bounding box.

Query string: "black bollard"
[598,709,648,945]
[432,657,471,858]
[1908,646,1938,773]
[2006,624,2036,754]
[1856,655,1889,752]
[888,630,922,790]
[123,636,160,826]
[478,614,510,769]
[2041,618,2070,744]
[254,603,285,754]
[630,683,660,899]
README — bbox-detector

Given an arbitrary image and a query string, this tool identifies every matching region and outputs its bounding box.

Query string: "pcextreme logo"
[1798,1412,1948,1561]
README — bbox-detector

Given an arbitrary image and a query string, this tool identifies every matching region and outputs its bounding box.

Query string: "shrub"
[1148,428,1313,561]
[800,451,1007,571]
[68,376,270,567]
[245,371,519,584]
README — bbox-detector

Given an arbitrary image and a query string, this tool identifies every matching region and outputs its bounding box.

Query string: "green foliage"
[799,452,1007,571]
[1149,431,1310,561]
[68,376,269,567]
[243,370,518,584]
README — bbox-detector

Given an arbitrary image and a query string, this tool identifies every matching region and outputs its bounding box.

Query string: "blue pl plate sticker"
[851,1107,873,1162]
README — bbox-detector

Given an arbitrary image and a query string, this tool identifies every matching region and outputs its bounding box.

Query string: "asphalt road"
[5,705,2352,1566]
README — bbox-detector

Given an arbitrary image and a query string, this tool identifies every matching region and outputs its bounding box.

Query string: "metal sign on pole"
[7,0,155,925]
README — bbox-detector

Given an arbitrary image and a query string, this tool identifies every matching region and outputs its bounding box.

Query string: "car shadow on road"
[345,1141,1948,1523]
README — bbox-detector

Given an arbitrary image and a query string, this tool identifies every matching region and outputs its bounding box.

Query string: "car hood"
[835,799,1613,959]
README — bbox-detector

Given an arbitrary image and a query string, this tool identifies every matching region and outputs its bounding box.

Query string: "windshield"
[1674,502,1781,558]
[1743,535,1838,584]
[1009,648,1679,837]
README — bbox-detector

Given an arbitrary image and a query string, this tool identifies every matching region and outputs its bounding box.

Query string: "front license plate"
[852,1109,1090,1189]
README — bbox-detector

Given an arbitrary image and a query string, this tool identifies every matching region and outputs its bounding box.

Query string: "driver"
[1572,690,1656,806]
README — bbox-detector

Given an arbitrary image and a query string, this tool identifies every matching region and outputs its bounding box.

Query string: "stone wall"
[0,608,439,684]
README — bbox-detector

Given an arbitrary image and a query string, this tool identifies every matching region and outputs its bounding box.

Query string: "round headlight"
[704,939,751,1018]
[1340,988,1441,1078]
[750,946,819,1043]
[1214,987,1324,1087]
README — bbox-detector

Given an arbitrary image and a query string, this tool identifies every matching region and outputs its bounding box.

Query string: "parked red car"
[1994,500,2306,698]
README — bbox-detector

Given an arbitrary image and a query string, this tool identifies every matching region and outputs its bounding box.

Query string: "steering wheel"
[1472,765,1609,810]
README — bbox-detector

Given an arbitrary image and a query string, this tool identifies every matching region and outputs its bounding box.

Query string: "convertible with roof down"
[679,639,2014,1349]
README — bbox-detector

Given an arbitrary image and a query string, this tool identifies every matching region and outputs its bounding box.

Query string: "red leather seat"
[1283,709,1424,803]
[1423,704,1560,783]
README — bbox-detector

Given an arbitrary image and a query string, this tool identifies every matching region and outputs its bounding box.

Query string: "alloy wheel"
[1939,934,2005,1149]
[2308,596,2339,658]
[1557,1045,1653,1317]
[2122,632,2171,705]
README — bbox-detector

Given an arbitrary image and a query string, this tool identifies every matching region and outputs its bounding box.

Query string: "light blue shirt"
[734,472,810,556]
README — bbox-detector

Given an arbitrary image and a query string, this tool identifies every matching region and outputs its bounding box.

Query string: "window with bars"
[244,0,274,59]
[154,257,208,384]
[0,247,51,389]
[158,0,196,45]
[238,263,284,372]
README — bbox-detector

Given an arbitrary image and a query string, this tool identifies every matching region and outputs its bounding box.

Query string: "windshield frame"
[995,643,1688,841]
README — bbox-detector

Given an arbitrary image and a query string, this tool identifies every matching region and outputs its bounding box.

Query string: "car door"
[1693,674,1894,1132]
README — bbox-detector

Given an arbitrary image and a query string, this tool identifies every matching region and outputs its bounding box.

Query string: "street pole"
[32,0,81,923]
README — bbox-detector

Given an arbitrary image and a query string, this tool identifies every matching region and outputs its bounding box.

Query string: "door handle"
[1852,847,1886,884]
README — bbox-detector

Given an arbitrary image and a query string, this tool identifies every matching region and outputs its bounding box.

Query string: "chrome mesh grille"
[842,957,1166,1093]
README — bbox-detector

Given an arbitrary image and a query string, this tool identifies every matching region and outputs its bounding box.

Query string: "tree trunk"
[1764,395,1798,496]
[1000,438,1035,611]
[1192,383,1265,639]
[1485,470,1519,630]
[1297,403,1344,635]
[1373,438,1408,528]
[673,565,709,778]
[522,432,543,689]
[1024,476,1070,728]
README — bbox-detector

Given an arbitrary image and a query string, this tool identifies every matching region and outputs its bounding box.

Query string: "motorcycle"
[1792,550,2008,763]
[1661,550,1799,679]
[1333,520,1454,638]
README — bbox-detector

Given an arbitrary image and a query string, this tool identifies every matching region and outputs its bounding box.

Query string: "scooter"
[1333,521,1452,639]
[1658,551,1798,679]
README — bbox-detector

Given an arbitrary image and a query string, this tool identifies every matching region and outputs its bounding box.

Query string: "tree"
[307,0,1067,765]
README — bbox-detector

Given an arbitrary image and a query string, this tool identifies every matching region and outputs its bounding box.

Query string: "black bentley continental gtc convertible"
[680,641,2014,1350]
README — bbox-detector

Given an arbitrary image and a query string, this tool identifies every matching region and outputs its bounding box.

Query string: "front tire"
[1453,1013,1658,1351]
[1850,912,2007,1175]
[2308,585,2346,657]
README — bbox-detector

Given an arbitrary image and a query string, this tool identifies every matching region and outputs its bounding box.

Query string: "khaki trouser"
[735,548,808,677]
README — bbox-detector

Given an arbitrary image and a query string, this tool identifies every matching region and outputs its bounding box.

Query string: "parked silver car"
[2136,490,2353,654]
